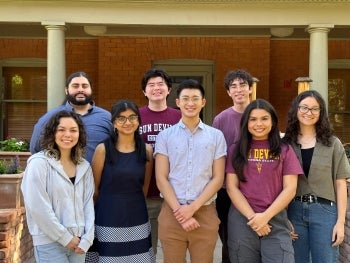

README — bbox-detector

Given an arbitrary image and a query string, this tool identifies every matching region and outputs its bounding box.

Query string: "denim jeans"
[287,199,338,263]
[34,242,86,263]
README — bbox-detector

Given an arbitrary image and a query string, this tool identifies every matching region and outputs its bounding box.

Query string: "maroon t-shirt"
[139,106,181,198]
[226,140,303,212]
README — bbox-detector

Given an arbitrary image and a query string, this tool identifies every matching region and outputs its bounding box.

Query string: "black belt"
[294,194,335,206]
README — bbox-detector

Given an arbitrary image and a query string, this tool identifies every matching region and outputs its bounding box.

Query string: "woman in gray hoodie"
[21,110,94,263]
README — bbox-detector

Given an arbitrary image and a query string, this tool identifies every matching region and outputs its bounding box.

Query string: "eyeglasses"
[179,97,202,104]
[115,115,139,124]
[298,106,320,115]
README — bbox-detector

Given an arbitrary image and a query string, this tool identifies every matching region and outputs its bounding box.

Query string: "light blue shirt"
[30,101,113,163]
[154,119,227,203]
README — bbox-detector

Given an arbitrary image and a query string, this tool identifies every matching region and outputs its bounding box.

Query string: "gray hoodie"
[21,151,95,252]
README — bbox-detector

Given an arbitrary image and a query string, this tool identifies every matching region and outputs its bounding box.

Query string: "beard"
[66,93,93,106]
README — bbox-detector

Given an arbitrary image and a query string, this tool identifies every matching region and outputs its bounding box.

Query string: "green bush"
[0,137,29,152]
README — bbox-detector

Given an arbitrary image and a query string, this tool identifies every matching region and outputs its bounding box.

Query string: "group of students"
[20,68,349,263]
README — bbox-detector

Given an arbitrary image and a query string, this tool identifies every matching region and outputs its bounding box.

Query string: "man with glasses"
[212,69,254,263]
[154,79,226,263]
[139,68,181,254]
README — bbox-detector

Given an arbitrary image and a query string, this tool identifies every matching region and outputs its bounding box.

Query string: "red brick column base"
[0,208,33,263]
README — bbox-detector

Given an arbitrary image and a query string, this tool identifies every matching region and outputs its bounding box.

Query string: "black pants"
[216,188,232,263]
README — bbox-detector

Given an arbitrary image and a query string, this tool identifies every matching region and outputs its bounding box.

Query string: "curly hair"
[40,110,87,164]
[224,69,254,90]
[283,90,333,147]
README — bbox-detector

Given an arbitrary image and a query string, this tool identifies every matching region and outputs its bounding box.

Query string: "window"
[328,68,350,143]
[1,67,47,141]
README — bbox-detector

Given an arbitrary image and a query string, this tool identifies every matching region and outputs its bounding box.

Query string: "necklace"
[256,162,262,173]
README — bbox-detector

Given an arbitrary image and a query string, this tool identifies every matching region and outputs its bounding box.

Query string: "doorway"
[153,59,215,124]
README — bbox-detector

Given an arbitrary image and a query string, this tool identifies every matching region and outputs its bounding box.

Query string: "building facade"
[0,0,350,143]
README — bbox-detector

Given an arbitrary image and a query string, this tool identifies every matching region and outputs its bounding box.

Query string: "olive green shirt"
[291,136,350,202]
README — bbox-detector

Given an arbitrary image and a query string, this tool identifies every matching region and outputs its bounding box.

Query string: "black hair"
[283,90,333,146]
[66,71,93,89]
[109,99,147,163]
[141,68,172,92]
[232,99,281,181]
[224,69,253,90]
[176,79,205,98]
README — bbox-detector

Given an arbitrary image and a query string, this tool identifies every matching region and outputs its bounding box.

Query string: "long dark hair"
[40,110,87,164]
[109,99,147,163]
[66,71,93,88]
[283,90,333,146]
[232,99,281,181]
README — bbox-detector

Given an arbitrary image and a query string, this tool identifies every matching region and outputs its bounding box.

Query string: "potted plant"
[0,155,24,209]
[0,137,31,170]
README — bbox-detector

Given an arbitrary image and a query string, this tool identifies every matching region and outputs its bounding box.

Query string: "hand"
[247,213,269,232]
[173,205,195,224]
[288,220,299,241]
[255,224,272,237]
[180,217,200,232]
[65,236,80,251]
[332,221,345,247]
[74,247,85,254]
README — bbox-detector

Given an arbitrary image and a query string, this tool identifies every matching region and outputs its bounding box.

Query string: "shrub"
[0,137,30,152]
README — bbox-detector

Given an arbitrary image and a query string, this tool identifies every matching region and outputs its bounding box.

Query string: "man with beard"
[30,71,113,163]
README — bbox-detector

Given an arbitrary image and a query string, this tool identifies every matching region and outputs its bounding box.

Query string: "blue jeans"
[287,200,338,263]
[34,242,86,263]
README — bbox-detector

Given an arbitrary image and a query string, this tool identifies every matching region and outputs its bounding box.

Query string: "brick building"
[0,0,350,143]
[0,1,350,262]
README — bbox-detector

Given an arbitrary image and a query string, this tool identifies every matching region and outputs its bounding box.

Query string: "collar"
[64,101,95,113]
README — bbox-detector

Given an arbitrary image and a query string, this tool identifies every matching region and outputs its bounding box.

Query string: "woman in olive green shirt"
[283,90,350,263]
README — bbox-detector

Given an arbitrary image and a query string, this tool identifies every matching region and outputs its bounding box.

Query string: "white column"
[307,24,334,109]
[41,21,66,110]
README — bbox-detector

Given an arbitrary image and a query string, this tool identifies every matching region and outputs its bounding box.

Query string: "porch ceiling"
[0,0,349,39]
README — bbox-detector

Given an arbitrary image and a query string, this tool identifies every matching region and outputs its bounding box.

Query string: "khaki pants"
[158,202,220,263]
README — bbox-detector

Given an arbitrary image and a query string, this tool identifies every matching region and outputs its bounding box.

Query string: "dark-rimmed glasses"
[298,106,320,115]
[116,115,139,124]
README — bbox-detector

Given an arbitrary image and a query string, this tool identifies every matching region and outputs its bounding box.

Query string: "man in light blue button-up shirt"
[154,79,226,263]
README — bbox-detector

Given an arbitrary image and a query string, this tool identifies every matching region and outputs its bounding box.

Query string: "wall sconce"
[270,27,294,38]
[250,77,259,101]
[295,77,312,94]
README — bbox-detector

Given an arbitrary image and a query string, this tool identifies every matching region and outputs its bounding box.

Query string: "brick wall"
[339,181,350,263]
[0,208,33,263]
[1,37,350,126]
[269,40,310,131]
[97,36,271,113]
